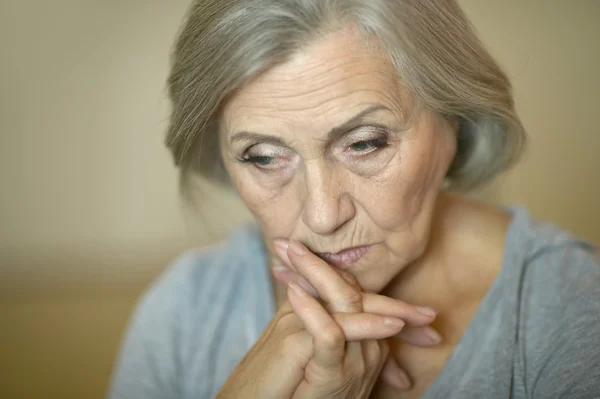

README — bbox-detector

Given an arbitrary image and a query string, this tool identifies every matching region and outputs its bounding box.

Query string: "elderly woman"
[109,1,600,398]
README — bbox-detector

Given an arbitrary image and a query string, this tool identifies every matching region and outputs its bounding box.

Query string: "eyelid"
[338,125,390,145]
[243,142,292,158]
[239,124,391,155]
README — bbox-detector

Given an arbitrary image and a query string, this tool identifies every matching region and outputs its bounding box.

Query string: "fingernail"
[417,307,437,317]
[298,280,319,297]
[394,369,411,390]
[384,318,405,330]
[274,238,289,252]
[385,362,412,390]
[289,240,308,255]
[425,328,443,344]
[288,281,306,297]
[271,266,291,285]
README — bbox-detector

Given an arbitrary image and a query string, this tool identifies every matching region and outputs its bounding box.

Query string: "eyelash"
[347,137,389,153]
[237,133,390,169]
[237,155,274,166]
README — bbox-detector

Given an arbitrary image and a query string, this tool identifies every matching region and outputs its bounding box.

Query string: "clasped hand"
[217,240,441,399]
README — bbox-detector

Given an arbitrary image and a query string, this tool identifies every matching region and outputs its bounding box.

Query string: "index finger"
[287,281,345,369]
[276,239,363,313]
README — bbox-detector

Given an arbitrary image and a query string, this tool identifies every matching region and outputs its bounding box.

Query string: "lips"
[316,245,372,269]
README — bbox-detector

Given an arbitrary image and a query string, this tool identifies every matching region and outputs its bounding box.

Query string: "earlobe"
[442,116,460,182]
[449,116,461,135]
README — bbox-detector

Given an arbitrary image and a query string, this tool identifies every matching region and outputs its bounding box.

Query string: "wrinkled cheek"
[361,162,440,240]
[361,177,415,231]
[238,182,302,239]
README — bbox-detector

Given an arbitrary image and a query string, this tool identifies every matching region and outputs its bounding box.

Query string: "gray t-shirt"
[108,207,600,398]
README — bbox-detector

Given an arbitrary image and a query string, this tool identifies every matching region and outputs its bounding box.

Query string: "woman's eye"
[348,138,388,153]
[243,155,275,167]
[237,142,292,171]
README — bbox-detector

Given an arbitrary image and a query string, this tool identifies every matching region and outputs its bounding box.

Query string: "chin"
[337,246,396,293]
[350,236,430,293]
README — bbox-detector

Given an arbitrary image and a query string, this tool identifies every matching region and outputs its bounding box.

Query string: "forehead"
[221,29,407,133]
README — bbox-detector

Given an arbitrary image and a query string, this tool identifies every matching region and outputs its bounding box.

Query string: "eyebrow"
[229,104,390,146]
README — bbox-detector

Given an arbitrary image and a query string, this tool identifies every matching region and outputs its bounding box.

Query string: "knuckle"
[319,324,345,348]
[281,332,312,363]
[341,290,363,309]
[273,312,298,334]
[305,258,323,273]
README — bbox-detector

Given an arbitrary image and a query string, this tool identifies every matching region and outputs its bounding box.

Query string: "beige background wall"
[0,1,598,398]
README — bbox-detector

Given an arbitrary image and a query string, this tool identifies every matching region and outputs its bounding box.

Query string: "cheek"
[360,141,448,230]
[232,172,303,238]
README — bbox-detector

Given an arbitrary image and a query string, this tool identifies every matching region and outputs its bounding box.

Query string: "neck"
[382,194,510,341]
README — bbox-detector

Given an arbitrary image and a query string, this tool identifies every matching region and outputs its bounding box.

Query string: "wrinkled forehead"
[220,29,413,136]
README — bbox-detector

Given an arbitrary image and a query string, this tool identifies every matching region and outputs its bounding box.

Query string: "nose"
[302,163,356,235]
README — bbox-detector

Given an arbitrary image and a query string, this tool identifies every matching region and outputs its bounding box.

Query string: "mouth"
[316,245,373,269]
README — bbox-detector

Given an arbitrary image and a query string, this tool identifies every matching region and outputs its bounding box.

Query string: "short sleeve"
[519,242,600,399]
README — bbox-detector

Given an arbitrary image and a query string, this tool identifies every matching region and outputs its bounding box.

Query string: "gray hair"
[166,0,526,197]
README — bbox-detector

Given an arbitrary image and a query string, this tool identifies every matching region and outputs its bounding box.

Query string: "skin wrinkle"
[229,89,401,126]
[227,105,408,165]
[231,106,391,155]
[223,36,408,122]
[220,28,457,294]
[223,66,410,125]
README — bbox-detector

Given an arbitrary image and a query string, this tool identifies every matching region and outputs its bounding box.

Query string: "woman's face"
[220,29,457,292]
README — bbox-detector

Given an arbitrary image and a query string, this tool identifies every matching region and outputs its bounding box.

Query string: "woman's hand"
[217,291,407,399]
[273,239,441,396]
[273,239,443,392]
[216,271,411,398]
[217,241,438,399]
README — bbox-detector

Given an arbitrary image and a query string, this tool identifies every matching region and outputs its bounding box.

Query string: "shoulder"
[512,209,600,398]
[518,214,599,327]
[512,207,599,304]
[108,224,272,399]
[139,223,266,317]
[158,222,268,300]
[135,222,272,343]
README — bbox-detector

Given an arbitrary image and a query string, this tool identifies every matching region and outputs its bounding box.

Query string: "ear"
[448,116,461,135]
[441,116,460,183]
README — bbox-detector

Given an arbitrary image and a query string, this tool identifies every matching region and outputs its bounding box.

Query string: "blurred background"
[0,1,598,398]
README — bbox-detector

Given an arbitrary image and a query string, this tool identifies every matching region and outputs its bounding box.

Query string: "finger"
[284,239,363,313]
[364,339,390,393]
[282,329,314,367]
[274,239,294,269]
[287,281,345,369]
[272,266,318,297]
[346,340,364,376]
[334,268,361,290]
[396,326,443,346]
[331,312,405,341]
[380,356,412,390]
[273,271,438,329]
[362,293,437,327]
[360,338,385,373]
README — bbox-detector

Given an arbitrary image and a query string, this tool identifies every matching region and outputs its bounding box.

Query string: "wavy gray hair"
[166,0,526,197]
